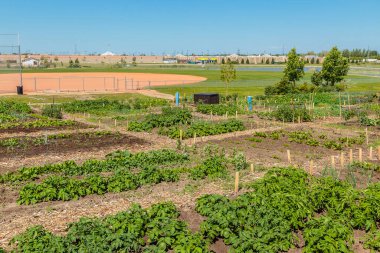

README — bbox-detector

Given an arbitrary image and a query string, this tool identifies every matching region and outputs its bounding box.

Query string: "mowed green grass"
[1,65,379,97]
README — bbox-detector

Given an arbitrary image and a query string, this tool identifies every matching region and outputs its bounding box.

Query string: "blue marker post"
[175,92,180,106]
[247,96,253,112]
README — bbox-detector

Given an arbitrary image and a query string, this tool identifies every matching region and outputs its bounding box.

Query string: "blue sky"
[1,0,379,55]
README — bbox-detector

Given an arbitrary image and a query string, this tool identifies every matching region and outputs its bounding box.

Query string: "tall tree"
[283,48,305,88]
[220,61,236,96]
[321,47,349,86]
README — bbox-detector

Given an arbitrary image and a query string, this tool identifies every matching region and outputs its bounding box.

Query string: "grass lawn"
[1,65,379,98]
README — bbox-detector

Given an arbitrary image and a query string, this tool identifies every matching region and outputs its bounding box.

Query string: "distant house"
[22,58,40,67]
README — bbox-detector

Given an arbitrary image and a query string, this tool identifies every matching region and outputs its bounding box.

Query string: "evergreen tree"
[283,48,305,88]
[321,47,349,86]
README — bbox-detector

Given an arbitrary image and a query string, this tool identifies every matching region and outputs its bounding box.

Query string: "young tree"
[221,58,225,64]
[310,57,315,64]
[321,47,349,86]
[316,58,320,64]
[311,71,323,86]
[246,58,250,64]
[265,58,270,64]
[283,48,305,88]
[271,58,275,64]
[132,56,137,66]
[220,61,237,96]
[241,58,245,64]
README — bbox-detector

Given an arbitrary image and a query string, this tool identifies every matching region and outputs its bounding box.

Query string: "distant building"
[163,56,177,64]
[22,58,40,67]
[101,51,115,56]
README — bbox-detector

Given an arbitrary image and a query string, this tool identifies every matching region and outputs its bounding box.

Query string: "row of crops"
[249,129,366,150]
[3,167,380,252]
[0,147,242,205]
[128,107,246,139]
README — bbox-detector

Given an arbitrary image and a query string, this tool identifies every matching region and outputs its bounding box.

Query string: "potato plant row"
[8,202,211,252]
[196,167,380,252]
[250,130,365,150]
[17,153,228,205]
[6,167,380,252]
[0,149,189,183]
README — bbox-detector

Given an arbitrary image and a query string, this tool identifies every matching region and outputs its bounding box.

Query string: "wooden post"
[309,160,313,175]
[365,128,369,145]
[298,116,301,124]
[225,111,228,119]
[331,156,335,168]
[98,120,101,128]
[359,148,363,162]
[179,129,183,141]
[235,111,238,119]
[193,132,196,145]
[126,120,129,131]
[287,150,291,164]
[234,172,239,194]
[340,152,344,168]
[210,111,213,120]
[349,149,353,164]
[369,146,373,160]
[114,119,117,127]
[250,163,254,173]
[339,92,342,119]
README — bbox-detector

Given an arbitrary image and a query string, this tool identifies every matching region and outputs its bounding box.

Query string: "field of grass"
[1,64,379,97]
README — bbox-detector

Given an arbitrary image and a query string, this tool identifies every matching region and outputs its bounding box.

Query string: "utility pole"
[18,33,23,88]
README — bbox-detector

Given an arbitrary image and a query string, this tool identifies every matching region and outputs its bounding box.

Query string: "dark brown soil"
[0,132,148,160]
[0,121,93,134]
[209,239,229,253]
[178,208,205,232]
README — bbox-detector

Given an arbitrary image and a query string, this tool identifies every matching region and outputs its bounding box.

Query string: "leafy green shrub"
[303,216,354,253]
[273,105,312,122]
[42,104,62,119]
[231,152,248,171]
[190,155,228,180]
[363,230,380,251]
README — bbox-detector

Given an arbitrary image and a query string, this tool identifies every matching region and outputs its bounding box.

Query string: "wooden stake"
[193,132,196,145]
[235,111,238,119]
[225,111,228,119]
[287,150,291,164]
[126,120,129,131]
[369,146,373,160]
[179,129,183,141]
[114,119,117,127]
[365,128,369,145]
[340,152,344,168]
[378,146,380,160]
[349,149,353,164]
[250,163,254,173]
[98,120,101,128]
[339,92,342,119]
[309,160,313,175]
[234,172,239,194]
[331,156,335,168]
[298,116,301,124]
[359,148,363,162]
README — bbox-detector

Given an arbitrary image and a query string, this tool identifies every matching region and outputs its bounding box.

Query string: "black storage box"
[194,93,219,104]
[17,86,23,95]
